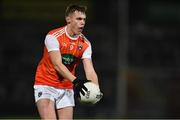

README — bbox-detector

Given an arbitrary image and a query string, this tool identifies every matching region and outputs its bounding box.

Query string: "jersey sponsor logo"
[62,54,78,65]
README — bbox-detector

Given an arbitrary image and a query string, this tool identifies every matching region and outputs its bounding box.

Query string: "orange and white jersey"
[35,26,92,89]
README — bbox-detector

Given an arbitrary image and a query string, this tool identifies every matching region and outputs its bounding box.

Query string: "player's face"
[68,11,86,35]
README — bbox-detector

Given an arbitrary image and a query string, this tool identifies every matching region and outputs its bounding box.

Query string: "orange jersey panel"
[35,26,89,89]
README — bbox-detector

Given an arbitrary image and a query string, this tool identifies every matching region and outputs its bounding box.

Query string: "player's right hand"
[72,78,91,98]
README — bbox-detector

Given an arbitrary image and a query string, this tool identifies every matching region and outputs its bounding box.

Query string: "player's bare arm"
[83,58,99,85]
[49,50,76,81]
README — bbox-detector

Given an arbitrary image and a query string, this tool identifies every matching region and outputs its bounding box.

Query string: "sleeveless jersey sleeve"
[45,35,60,52]
[82,43,92,59]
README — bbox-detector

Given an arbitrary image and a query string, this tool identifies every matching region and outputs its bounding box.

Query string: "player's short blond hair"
[65,4,87,17]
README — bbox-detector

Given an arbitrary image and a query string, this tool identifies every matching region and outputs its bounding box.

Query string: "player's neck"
[66,25,79,38]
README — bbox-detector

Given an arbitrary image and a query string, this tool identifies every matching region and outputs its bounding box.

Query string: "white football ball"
[79,82,103,104]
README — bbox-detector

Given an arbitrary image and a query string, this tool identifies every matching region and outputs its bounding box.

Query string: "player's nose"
[81,19,85,25]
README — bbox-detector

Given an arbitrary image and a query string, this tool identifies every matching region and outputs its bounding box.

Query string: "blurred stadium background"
[0,0,180,119]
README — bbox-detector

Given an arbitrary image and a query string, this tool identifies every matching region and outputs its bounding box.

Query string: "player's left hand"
[72,78,91,98]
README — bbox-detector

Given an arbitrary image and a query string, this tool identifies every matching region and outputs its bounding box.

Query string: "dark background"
[0,0,180,119]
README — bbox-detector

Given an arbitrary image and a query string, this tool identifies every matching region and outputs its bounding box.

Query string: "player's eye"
[77,17,82,20]
[76,17,86,21]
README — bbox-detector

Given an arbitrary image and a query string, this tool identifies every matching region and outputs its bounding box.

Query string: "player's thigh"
[57,106,73,119]
[36,99,57,119]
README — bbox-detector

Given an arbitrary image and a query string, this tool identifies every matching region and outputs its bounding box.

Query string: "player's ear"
[66,16,71,24]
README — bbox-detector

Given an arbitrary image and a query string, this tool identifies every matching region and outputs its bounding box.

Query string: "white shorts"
[34,85,75,109]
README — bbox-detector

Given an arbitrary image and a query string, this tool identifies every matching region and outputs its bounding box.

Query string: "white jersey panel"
[82,43,92,59]
[45,35,60,52]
